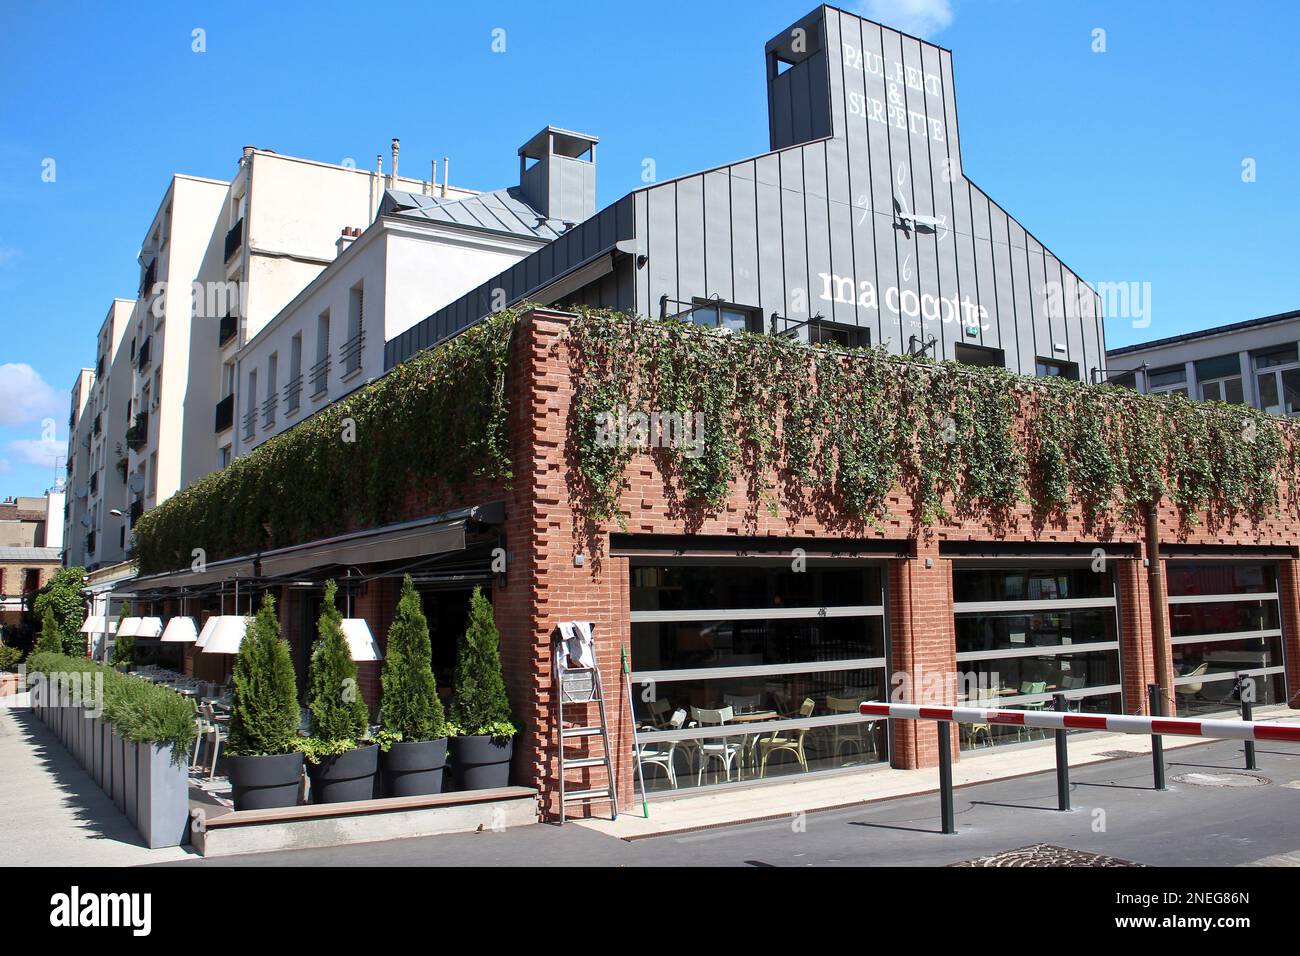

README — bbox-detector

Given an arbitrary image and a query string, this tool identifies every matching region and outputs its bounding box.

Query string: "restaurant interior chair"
[825,695,873,763]
[757,698,815,777]
[691,706,745,785]
[1017,681,1049,741]
[636,709,688,789]
[646,697,673,728]
[1174,663,1209,702]
[723,693,762,714]
[962,687,997,748]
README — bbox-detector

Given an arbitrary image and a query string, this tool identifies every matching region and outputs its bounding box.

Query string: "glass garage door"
[1167,562,1287,716]
[952,564,1123,749]
[628,560,888,793]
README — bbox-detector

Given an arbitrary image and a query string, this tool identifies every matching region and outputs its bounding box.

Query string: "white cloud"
[0,363,63,426]
[863,0,954,38]
[8,437,64,467]
[0,459,11,474]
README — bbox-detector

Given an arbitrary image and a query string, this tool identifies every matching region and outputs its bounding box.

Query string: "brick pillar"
[1279,559,1300,709]
[888,537,958,769]
[1116,557,1156,715]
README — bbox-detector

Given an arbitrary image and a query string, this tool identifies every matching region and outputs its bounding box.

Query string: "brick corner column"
[1278,559,1300,709]
[888,537,958,769]
[1116,557,1157,716]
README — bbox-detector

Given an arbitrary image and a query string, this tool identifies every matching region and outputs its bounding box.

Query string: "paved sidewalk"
[0,701,193,866]
[579,705,1300,838]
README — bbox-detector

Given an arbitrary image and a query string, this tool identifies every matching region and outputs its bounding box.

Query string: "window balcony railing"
[224,217,244,263]
[92,413,102,437]
[309,355,330,397]
[261,393,278,429]
[136,336,152,372]
[95,356,104,379]
[140,259,157,298]
[128,499,143,528]
[219,312,238,348]
[124,411,149,451]
[86,531,96,555]
[242,408,257,440]
[89,472,98,496]
[340,330,364,378]
[214,393,234,433]
[283,374,303,414]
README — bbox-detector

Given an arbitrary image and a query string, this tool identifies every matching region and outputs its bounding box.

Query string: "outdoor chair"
[1016,681,1049,741]
[636,709,688,789]
[1174,663,1209,703]
[825,694,874,763]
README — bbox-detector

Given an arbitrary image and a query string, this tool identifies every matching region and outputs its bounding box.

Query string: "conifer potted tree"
[302,581,377,803]
[378,576,450,796]
[225,594,304,810]
[449,587,518,789]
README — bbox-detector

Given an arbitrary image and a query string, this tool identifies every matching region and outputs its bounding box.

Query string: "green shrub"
[448,587,516,739]
[0,644,21,671]
[32,566,87,657]
[34,609,63,655]
[305,581,369,751]
[25,652,196,766]
[380,575,447,743]
[227,594,300,757]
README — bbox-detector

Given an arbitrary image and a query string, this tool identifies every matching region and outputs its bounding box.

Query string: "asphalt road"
[158,737,1300,867]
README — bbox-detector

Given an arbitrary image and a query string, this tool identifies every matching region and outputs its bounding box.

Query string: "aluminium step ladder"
[556,665,618,824]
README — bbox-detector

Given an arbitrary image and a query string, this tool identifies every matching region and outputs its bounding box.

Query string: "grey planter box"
[123,739,138,829]
[136,744,191,848]
[111,728,127,813]
[92,717,104,790]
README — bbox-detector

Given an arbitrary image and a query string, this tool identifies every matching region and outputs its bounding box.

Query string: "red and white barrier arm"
[858,701,1300,744]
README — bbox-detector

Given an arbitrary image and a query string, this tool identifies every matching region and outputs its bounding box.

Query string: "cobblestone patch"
[951,844,1144,867]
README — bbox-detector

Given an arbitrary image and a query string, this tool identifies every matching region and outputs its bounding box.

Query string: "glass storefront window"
[1167,562,1287,716]
[630,561,887,793]
[953,564,1121,751]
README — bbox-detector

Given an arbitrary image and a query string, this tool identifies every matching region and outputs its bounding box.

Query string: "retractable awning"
[121,502,503,594]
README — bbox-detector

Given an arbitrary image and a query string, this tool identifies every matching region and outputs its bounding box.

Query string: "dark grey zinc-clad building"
[386,4,1106,381]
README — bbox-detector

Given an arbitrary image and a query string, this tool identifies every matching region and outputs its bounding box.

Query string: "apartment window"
[311,311,332,398]
[1167,562,1286,716]
[1035,358,1079,380]
[244,369,258,439]
[807,318,870,349]
[342,285,365,377]
[1252,344,1300,416]
[687,299,760,334]
[1195,354,1244,404]
[219,445,232,469]
[286,333,303,413]
[148,451,158,498]
[955,344,1005,369]
[1146,364,1188,397]
[264,353,279,428]
[221,361,236,398]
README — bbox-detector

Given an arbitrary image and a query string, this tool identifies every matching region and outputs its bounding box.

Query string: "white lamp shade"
[160,616,199,643]
[80,615,115,634]
[199,616,249,654]
[340,618,383,662]
[134,617,163,639]
[117,617,142,638]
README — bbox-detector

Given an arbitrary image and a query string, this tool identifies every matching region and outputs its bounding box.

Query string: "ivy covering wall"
[133,312,516,574]
[134,305,1300,576]
[566,309,1299,532]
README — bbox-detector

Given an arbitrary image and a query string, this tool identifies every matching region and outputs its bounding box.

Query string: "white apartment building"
[206,146,475,476]
[64,300,134,569]
[231,181,563,454]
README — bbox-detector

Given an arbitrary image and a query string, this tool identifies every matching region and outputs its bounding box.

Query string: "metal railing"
[309,355,330,396]
[261,393,278,429]
[214,394,234,433]
[283,374,303,413]
[242,408,256,440]
[218,312,238,348]
[224,218,244,263]
[339,330,364,377]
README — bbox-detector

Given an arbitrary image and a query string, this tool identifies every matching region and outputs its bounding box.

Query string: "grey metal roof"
[1108,309,1300,357]
[379,188,566,241]
[0,547,62,562]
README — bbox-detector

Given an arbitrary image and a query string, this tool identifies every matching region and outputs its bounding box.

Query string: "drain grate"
[951,844,1143,867]
[1097,750,1146,759]
[1171,771,1269,788]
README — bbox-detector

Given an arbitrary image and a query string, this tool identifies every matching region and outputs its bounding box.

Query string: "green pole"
[623,645,650,818]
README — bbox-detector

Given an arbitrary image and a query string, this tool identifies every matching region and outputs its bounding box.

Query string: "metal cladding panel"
[385,5,1101,376]
[704,170,734,302]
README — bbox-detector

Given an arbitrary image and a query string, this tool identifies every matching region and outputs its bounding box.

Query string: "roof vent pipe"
[391,138,400,186]
[441,157,449,197]
[430,159,438,196]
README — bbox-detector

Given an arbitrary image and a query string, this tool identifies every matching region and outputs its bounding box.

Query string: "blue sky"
[1,0,1298,498]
